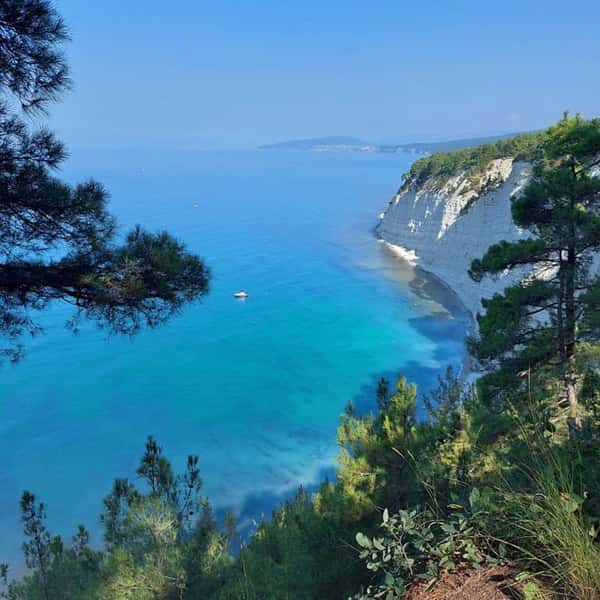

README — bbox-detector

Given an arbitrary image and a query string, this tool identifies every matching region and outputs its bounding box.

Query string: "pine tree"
[98,437,230,599]
[469,114,600,426]
[20,492,52,600]
[0,0,209,362]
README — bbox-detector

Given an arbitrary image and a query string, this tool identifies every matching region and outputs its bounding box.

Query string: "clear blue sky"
[49,0,600,149]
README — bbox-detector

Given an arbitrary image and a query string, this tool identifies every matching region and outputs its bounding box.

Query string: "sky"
[48,0,600,149]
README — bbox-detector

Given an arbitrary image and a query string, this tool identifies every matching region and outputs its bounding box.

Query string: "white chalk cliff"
[376,158,534,317]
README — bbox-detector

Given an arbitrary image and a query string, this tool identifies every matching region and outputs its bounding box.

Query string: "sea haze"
[0,148,469,561]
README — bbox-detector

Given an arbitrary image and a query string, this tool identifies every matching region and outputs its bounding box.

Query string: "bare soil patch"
[404,567,529,600]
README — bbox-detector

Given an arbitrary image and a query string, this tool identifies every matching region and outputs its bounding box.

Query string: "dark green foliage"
[376,376,389,409]
[479,435,600,598]
[1,494,103,600]
[20,492,52,599]
[218,488,362,600]
[216,376,437,599]
[100,435,205,546]
[423,366,462,435]
[5,368,600,599]
[1,439,232,599]
[0,0,209,362]
[469,115,600,422]
[98,436,232,598]
[0,0,70,112]
[315,377,420,524]
[581,367,600,420]
[186,372,474,599]
[353,498,498,599]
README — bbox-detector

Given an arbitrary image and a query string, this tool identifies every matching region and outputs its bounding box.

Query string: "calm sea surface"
[0,148,468,562]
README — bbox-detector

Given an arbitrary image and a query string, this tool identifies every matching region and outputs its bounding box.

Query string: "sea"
[0,147,469,564]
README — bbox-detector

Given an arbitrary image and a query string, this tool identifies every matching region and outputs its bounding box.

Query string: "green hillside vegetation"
[3,4,600,597]
[397,130,535,155]
[400,129,548,192]
[3,114,600,599]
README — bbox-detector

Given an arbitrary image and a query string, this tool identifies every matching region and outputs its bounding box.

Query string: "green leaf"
[498,543,507,558]
[356,532,372,548]
[441,559,456,571]
[441,523,455,535]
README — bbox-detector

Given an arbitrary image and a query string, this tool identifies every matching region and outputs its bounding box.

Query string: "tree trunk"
[566,371,580,427]
[557,252,565,362]
[564,181,581,431]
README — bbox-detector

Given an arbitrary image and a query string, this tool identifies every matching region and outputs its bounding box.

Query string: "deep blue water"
[0,148,468,562]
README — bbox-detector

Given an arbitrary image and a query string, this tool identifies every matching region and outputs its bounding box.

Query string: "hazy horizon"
[63,128,534,153]
[44,0,600,151]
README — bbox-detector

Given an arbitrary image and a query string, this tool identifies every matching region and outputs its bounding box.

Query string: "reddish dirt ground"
[404,567,527,600]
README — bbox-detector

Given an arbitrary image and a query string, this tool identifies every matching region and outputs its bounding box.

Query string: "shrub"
[353,492,499,599]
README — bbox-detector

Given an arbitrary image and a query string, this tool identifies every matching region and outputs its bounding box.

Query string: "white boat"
[233,290,248,299]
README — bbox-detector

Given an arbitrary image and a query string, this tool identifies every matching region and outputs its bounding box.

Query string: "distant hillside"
[399,131,532,154]
[259,136,368,150]
[259,132,532,154]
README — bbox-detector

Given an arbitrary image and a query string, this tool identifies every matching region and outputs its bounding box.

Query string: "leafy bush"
[353,495,500,599]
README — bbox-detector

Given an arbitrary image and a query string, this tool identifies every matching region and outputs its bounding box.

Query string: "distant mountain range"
[259,132,529,155]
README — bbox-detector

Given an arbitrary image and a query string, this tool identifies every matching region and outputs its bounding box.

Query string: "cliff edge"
[376,143,540,317]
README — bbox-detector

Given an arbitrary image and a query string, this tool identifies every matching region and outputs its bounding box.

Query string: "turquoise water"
[0,149,468,561]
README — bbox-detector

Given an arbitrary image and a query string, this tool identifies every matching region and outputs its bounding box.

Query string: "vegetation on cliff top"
[399,129,547,192]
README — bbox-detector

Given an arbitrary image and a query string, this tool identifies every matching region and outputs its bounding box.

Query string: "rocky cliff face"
[376,158,534,317]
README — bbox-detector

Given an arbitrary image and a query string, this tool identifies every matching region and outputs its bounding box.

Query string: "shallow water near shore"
[0,148,469,562]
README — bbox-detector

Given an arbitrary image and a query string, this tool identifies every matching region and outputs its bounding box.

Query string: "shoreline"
[379,239,479,388]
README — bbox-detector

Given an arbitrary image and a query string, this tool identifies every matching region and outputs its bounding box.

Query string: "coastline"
[379,239,479,387]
